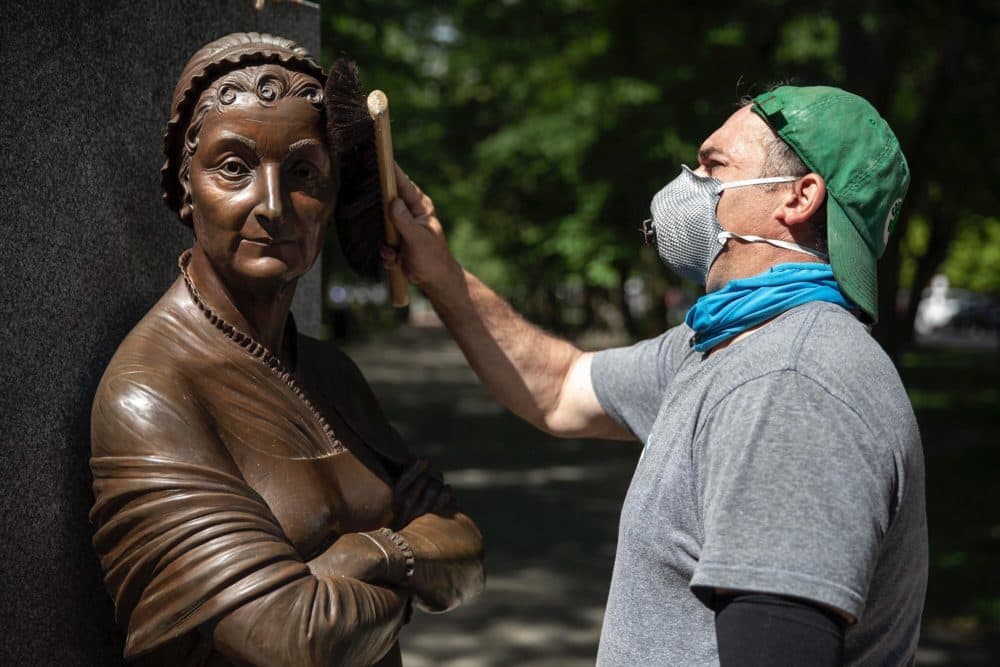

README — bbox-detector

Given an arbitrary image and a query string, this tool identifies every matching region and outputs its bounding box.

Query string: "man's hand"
[382,163,464,295]
[381,163,630,442]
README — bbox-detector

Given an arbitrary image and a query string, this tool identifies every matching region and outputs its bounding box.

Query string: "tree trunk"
[836,3,909,364]
[873,233,905,361]
[859,12,965,361]
[896,20,966,353]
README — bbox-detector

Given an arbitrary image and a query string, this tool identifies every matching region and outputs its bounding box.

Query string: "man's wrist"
[422,263,470,315]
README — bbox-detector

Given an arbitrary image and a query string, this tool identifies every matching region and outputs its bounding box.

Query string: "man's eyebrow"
[698,145,727,162]
[288,138,324,153]
[217,131,257,152]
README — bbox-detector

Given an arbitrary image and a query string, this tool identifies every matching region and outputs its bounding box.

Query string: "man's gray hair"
[741,96,828,253]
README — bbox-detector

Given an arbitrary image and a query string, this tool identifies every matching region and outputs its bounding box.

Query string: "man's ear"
[775,173,826,228]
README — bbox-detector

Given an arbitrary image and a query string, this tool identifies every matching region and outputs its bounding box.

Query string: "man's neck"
[707,246,824,293]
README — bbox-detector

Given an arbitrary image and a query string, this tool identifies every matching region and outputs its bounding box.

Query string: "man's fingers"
[393,162,421,205]
[390,197,435,243]
[388,198,416,238]
[390,198,443,248]
[393,162,435,216]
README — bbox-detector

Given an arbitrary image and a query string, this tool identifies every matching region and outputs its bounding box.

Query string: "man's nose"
[254,164,283,226]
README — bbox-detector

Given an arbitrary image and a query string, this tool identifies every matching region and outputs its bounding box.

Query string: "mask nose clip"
[639,218,656,246]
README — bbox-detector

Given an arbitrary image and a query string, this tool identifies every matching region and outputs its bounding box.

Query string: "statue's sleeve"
[310,343,485,613]
[397,507,486,613]
[89,370,408,666]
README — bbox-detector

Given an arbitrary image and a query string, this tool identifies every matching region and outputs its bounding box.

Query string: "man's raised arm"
[385,165,632,441]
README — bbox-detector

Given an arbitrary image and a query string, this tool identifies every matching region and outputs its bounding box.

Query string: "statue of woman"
[89,33,484,667]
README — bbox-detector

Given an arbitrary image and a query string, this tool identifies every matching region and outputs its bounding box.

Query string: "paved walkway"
[346,326,637,666]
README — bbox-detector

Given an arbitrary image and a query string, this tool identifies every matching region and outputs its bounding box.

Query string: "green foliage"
[322,0,1000,332]
[775,13,842,80]
[941,217,1000,294]
[322,3,1000,636]
[901,348,1000,626]
[898,215,929,291]
[899,216,1000,294]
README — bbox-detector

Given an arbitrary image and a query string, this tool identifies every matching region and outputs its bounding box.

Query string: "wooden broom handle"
[367,90,410,308]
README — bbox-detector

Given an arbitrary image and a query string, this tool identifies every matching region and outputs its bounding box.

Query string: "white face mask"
[642,165,828,285]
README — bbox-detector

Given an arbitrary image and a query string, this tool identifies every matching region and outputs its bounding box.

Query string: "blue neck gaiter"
[685,262,856,353]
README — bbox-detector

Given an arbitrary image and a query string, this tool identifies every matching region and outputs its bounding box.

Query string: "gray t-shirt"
[591,301,927,666]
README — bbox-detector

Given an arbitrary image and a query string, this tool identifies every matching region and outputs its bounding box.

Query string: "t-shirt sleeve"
[689,369,898,621]
[590,330,679,442]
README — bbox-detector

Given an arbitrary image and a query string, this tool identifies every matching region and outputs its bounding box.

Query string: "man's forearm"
[386,165,629,440]
[424,266,581,433]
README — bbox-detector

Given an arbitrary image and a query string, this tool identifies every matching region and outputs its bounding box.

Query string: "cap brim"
[828,195,878,323]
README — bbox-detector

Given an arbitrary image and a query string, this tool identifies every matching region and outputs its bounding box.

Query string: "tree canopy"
[322,0,1000,356]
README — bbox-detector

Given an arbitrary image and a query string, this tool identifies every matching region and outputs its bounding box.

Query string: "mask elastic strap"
[717,231,829,261]
[716,175,798,193]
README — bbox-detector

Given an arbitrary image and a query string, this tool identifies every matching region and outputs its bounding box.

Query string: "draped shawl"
[90,255,417,666]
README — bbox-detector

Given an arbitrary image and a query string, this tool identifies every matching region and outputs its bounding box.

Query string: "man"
[383,86,927,666]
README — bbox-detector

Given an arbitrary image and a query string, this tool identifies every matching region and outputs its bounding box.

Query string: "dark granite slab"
[0,1,321,663]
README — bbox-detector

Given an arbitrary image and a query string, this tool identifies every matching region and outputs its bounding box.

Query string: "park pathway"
[346,326,638,666]
[346,325,994,666]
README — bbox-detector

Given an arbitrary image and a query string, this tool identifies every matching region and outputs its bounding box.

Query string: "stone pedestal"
[0,1,321,663]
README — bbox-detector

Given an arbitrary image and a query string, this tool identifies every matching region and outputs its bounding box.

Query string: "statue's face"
[188,92,334,290]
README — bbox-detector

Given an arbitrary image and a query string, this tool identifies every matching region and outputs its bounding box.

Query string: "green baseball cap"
[751,85,909,323]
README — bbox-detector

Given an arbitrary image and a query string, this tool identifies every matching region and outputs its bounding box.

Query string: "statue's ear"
[324,58,384,279]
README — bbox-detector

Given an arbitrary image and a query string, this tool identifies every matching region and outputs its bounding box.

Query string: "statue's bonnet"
[160,32,325,223]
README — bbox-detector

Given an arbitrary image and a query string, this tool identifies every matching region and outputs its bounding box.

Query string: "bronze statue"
[89,33,484,666]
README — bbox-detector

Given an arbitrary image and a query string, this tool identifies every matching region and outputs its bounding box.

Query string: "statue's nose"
[254,164,283,226]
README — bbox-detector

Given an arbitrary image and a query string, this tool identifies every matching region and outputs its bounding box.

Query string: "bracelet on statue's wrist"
[357,531,394,579]
[378,527,415,578]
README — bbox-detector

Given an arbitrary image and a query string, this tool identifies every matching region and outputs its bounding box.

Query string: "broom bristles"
[325,58,386,279]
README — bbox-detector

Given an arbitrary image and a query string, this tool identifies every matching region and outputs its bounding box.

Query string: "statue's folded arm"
[397,506,486,613]
[306,342,486,613]
[90,371,408,666]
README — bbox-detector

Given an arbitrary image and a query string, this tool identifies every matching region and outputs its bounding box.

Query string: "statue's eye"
[220,158,249,178]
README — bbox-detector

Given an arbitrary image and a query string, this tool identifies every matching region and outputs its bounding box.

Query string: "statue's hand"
[307,532,408,585]
[392,458,455,528]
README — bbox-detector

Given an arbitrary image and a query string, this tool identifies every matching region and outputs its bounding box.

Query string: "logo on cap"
[883,198,903,246]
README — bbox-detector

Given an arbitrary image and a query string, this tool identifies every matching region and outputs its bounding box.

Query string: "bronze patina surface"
[89,33,484,666]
